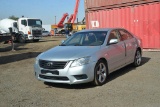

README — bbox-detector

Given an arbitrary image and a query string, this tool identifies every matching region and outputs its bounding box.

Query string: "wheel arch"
[137,47,142,54]
[96,57,109,73]
[93,57,109,86]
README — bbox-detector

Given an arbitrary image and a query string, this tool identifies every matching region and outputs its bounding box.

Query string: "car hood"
[38,46,100,61]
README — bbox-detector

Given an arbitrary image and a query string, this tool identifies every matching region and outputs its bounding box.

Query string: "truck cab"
[17,18,43,42]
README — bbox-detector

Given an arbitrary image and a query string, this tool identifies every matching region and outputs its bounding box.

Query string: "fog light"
[74,74,88,80]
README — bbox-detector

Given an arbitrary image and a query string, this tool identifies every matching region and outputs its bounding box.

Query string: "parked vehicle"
[0,19,18,43]
[64,0,86,33]
[34,28,142,86]
[42,30,51,36]
[0,18,43,43]
[57,29,65,34]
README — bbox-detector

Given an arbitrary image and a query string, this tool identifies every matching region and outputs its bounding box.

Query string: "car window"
[21,20,27,26]
[61,31,107,46]
[68,34,82,45]
[119,30,133,41]
[107,30,120,44]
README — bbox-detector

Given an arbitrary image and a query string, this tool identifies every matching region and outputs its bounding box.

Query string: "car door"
[19,19,27,34]
[106,30,126,73]
[118,29,137,64]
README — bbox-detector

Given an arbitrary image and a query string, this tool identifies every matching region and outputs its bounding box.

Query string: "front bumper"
[25,34,42,40]
[34,61,96,84]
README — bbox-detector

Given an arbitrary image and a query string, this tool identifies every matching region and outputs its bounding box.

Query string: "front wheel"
[33,39,39,42]
[18,34,25,43]
[133,49,142,67]
[93,60,108,86]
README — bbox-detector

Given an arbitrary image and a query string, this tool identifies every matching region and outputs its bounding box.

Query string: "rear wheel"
[93,60,108,86]
[133,49,142,67]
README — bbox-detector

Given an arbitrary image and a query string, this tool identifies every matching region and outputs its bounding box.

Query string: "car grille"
[32,30,42,36]
[39,74,69,81]
[39,60,68,69]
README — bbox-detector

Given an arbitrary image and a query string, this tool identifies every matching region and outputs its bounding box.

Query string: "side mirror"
[109,39,118,44]
[61,40,65,43]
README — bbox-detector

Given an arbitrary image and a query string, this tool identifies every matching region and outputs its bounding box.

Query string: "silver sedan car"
[34,28,142,86]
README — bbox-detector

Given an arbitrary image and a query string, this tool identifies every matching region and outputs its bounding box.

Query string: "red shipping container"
[85,0,159,10]
[85,1,160,49]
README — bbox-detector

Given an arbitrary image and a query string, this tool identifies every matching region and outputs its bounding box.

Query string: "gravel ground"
[0,36,160,107]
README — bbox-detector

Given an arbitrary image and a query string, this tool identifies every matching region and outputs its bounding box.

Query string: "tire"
[18,34,25,43]
[133,49,142,67]
[33,39,39,42]
[13,34,19,43]
[93,60,108,86]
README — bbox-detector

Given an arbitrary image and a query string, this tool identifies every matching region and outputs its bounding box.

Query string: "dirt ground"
[0,36,160,107]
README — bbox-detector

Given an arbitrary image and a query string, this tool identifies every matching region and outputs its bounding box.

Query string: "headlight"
[70,56,91,67]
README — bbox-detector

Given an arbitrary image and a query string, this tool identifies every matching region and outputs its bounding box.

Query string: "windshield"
[61,31,107,46]
[28,19,42,27]
[64,23,72,28]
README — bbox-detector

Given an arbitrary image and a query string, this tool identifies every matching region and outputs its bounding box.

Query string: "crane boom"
[67,14,73,23]
[57,13,68,28]
[71,0,80,23]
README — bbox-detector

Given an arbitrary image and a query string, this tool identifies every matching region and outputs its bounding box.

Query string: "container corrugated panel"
[85,0,159,9]
[85,2,160,49]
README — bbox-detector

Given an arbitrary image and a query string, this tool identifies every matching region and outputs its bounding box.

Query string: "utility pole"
[55,16,56,24]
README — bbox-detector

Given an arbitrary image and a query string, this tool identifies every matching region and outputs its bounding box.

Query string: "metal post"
[55,16,56,24]
[9,27,15,51]
[11,34,15,51]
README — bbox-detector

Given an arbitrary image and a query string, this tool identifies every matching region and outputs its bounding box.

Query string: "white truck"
[0,18,43,43]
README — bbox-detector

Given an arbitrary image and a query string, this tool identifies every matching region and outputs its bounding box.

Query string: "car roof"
[78,28,126,33]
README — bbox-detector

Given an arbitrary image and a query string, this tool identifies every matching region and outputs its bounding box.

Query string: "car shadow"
[44,82,95,89]
[0,52,41,64]
[44,57,150,89]
[0,43,27,52]
[107,57,150,82]
[29,39,58,43]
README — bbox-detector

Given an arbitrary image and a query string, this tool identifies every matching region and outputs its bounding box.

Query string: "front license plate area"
[41,70,59,75]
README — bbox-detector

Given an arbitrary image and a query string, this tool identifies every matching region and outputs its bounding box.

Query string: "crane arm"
[67,14,73,23]
[71,0,80,23]
[57,13,68,28]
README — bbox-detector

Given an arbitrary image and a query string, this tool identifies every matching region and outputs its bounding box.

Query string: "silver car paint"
[34,28,142,84]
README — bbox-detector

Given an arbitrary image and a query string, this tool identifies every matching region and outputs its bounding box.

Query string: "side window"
[119,30,133,41]
[13,22,17,28]
[21,20,27,26]
[108,30,120,44]
[21,20,24,25]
